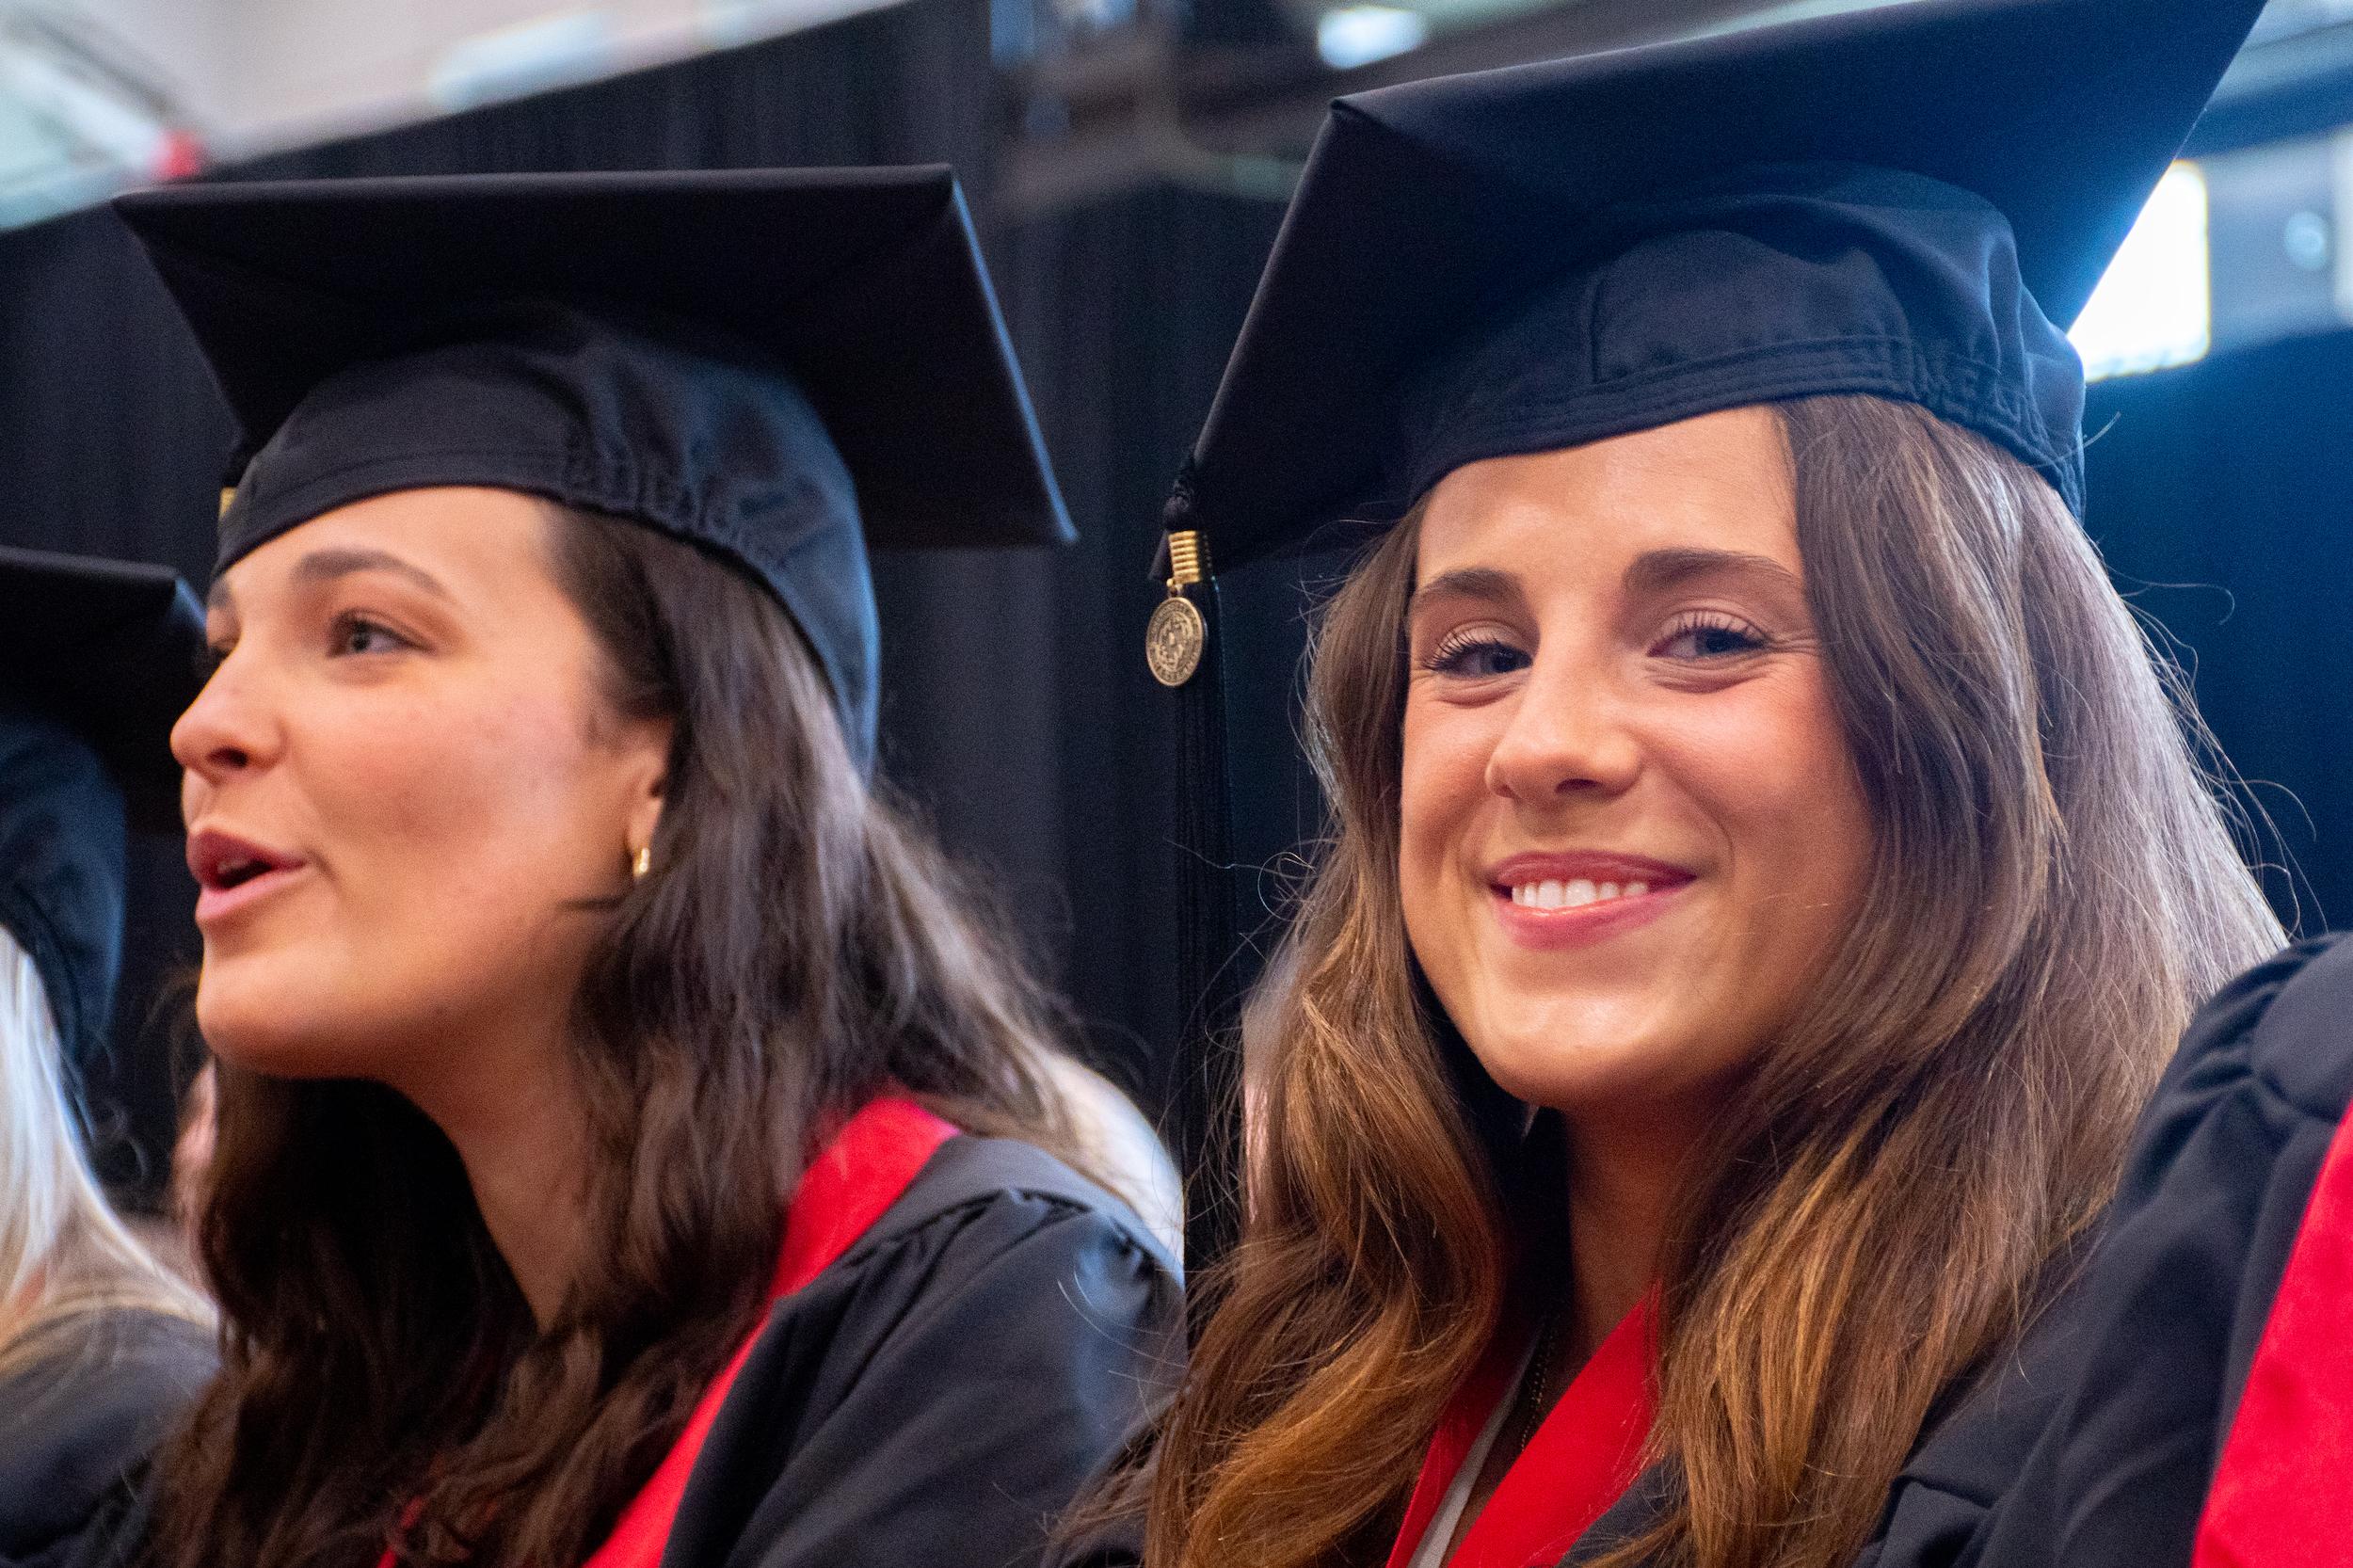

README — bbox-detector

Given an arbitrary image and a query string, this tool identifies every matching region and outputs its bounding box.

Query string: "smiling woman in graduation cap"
[110,168,1179,1568]
[0,546,214,1568]
[1105,3,2293,1567]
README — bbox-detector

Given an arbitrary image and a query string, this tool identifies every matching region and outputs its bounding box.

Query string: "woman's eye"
[1423,634,1531,680]
[1656,615,1769,662]
[329,614,409,657]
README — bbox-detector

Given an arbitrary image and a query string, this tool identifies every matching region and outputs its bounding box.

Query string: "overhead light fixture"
[427,11,619,113]
[1317,5,1431,68]
[2073,162,2213,381]
[0,6,201,229]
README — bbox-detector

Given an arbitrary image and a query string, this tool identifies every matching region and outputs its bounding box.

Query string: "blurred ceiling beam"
[998,0,2353,221]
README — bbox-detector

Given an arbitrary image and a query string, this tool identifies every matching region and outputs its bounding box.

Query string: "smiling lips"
[186,827,307,926]
[1486,852,1692,949]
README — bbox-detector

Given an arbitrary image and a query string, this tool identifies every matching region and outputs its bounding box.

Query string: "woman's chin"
[1478,1048,1658,1116]
[197,975,357,1080]
[1465,1015,1734,1121]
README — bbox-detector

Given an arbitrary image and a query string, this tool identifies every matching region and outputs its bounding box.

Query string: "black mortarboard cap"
[115,168,1072,772]
[0,545,206,1075]
[1164,0,2269,569]
[1150,0,2267,1285]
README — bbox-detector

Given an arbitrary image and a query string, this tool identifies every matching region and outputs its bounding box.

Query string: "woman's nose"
[170,652,277,797]
[1483,653,1642,806]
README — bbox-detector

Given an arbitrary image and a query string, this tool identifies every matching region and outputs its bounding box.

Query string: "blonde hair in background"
[0,929,210,1380]
[1142,395,2287,1568]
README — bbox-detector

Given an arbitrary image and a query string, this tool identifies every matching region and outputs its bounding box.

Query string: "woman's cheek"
[1401,702,1481,861]
[1399,696,1511,985]
[1670,678,1871,951]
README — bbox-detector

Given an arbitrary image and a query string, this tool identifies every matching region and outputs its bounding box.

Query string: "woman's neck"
[1558,1109,1690,1360]
[392,1018,593,1331]
[1434,1110,1692,1564]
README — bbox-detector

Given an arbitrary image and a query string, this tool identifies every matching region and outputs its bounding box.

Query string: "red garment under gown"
[1385,1295,1657,1568]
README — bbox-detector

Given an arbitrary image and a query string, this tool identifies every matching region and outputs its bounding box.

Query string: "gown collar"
[1387,1291,1658,1568]
[578,1096,959,1568]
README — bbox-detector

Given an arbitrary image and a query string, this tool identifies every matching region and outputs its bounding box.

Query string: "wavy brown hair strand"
[159,508,1078,1568]
[1145,395,2281,1568]
[1144,517,1512,1568]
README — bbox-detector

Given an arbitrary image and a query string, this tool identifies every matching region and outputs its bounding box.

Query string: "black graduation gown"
[659,1132,1180,1568]
[0,1308,214,1568]
[76,1132,1175,1568]
[1045,1316,2093,1568]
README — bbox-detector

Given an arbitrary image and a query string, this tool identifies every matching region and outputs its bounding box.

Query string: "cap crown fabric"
[1403,164,2086,518]
[0,718,127,1080]
[231,304,883,765]
[118,168,1072,773]
[1170,0,2269,568]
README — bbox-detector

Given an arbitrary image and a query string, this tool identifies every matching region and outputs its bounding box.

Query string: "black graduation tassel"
[1148,492,1246,1328]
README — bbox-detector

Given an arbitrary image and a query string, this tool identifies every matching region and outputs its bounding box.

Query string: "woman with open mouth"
[1080,1,2290,1566]
[116,169,1178,1568]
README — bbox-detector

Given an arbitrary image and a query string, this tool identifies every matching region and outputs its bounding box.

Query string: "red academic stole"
[1385,1295,1658,1568]
[2192,1109,2353,1566]
[376,1096,957,1568]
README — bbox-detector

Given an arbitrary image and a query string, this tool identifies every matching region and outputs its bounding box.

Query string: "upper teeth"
[1510,879,1650,910]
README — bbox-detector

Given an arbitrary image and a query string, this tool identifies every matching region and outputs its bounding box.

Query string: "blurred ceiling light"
[1684,0,1936,41]
[2073,163,2213,381]
[703,0,909,47]
[0,3,199,230]
[427,11,618,113]
[2256,0,2353,40]
[1317,5,1431,69]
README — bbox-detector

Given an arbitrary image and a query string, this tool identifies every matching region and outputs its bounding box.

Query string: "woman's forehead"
[1415,410,1801,586]
[212,488,553,610]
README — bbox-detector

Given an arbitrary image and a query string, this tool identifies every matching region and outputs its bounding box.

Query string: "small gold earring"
[632,844,651,881]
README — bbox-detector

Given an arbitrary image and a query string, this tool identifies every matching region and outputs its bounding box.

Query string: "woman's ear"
[621,717,673,865]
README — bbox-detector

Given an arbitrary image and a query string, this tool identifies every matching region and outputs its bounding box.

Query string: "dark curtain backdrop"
[5,0,2351,1202]
[2085,328,2353,929]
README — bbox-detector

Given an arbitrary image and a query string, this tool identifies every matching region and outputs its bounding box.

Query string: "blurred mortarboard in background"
[0,544,205,1082]
[116,168,1072,773]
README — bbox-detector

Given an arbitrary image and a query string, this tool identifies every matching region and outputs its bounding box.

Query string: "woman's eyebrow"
[1624,547,1802,599]
[1409,566,1520,613]
[289,546,453,600]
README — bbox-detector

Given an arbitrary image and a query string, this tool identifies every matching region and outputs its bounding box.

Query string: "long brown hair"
[1144,395,2284,1568]
[157,507,1083,1568]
